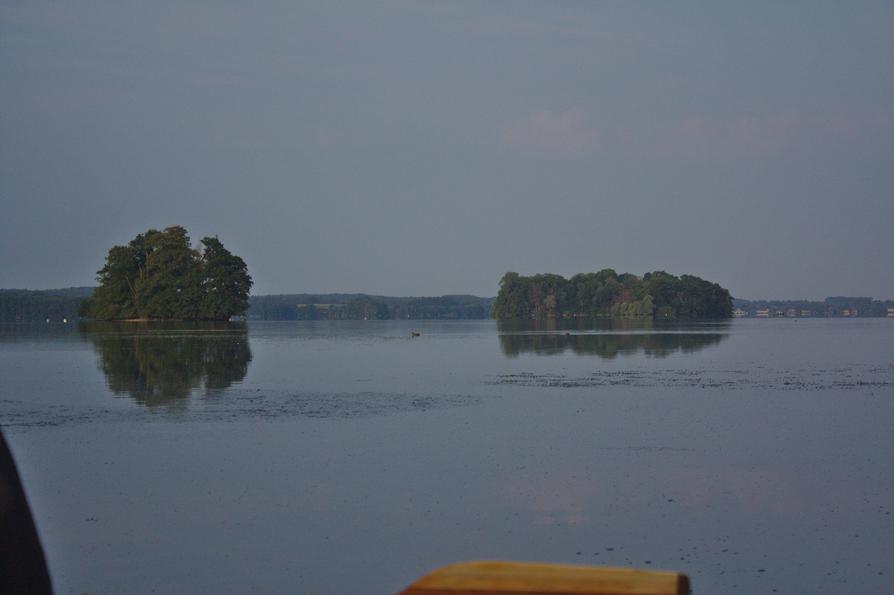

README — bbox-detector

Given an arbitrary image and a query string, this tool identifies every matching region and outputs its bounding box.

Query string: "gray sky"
[2,1,892,299]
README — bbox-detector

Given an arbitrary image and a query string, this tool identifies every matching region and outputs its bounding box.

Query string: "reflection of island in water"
[80,322,251,406]
[498,319,728,359]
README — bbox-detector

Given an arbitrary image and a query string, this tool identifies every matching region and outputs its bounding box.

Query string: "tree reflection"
[80,322,251,406]
[497,318,728,358]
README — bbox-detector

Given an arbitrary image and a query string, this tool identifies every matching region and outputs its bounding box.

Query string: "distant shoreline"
[2,287,894,322]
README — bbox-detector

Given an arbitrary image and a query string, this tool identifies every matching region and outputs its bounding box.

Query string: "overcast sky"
[1,1,892,299]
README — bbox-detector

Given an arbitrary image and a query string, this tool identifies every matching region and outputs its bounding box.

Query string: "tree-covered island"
[492,270,732,319]
[80,226,252,321]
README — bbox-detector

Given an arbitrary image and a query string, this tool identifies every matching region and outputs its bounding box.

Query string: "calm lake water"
[1,319,892,594]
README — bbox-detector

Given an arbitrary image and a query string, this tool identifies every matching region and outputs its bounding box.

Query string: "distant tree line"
[247,294,494,320]
[733,296,894,317]
[6,271,892,323]
[81,226,252,321]
[0,289,494,322]
[492,270,733,319]
[0,288,92,323]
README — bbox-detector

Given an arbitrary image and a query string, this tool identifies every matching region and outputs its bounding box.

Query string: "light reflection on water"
[496,318,729,358]
[80,322,252,406]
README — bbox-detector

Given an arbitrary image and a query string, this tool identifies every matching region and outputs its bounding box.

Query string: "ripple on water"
[488,366,894,391]
[0,390,485,430]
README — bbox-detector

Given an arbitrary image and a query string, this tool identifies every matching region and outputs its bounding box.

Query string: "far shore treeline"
[3,249,894,322]
[247,293,493,320]
[492,270,733,319]
[0,287,92,323]
[4,288,894,323]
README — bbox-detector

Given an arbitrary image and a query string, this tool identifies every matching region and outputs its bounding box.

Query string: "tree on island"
[81,226,252,320]
[492,269,732,319]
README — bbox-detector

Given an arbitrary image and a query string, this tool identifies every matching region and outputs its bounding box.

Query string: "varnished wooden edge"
[399,560,690,595]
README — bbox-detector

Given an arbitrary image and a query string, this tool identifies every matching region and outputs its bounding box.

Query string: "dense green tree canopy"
[492,269,732,319]
[83,226,252,320]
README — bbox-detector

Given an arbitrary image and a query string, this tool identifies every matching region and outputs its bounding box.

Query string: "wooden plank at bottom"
[399,560,690,595]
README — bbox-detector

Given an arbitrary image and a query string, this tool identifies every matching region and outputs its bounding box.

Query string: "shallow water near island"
[1,318,892,594]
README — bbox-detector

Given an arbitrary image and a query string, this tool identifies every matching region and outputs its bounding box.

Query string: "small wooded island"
[492,270,732,319]
[80,226,252,321]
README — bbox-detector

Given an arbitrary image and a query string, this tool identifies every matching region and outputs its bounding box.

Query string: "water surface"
[1,319,892,593]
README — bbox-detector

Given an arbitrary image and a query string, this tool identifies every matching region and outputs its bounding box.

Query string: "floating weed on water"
[487,366,894,391]
[1,390,488,429]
